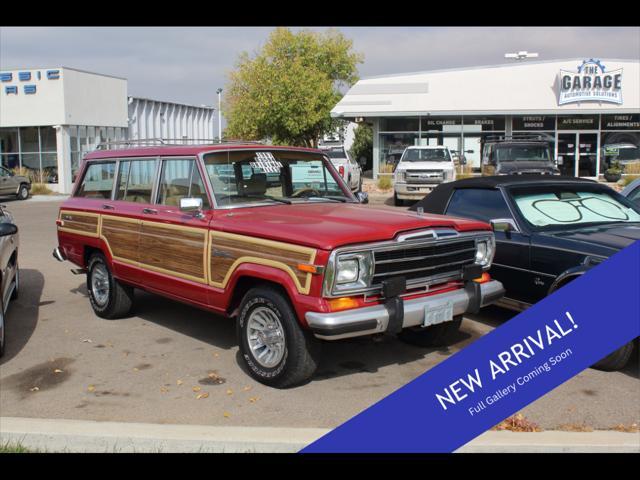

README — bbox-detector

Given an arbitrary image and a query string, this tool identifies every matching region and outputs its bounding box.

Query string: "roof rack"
[96,138,265,150]
[484,133,554,143]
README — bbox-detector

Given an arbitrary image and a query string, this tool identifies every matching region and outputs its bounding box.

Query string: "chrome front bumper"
[394,183,439,199]
[305,280,504,340]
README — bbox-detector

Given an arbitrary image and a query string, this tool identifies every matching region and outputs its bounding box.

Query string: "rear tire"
[592,342,634,371]
[237,286,321,388]
[398,316,462,347]
[87,253,134,319]
[17,184,29,200]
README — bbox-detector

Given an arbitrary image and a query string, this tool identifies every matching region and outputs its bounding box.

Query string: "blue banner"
[302,241,640,453]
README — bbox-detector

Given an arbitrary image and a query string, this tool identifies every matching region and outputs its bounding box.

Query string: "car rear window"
[75,162,116,199]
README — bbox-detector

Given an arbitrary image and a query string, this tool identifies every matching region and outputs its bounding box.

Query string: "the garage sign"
[558,59,623,105]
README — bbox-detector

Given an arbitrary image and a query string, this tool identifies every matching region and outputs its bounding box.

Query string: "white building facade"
[0,67,216,193]
[331,58,640,179]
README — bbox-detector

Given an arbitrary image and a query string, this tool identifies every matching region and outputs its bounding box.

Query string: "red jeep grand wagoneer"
[54,142,504,387]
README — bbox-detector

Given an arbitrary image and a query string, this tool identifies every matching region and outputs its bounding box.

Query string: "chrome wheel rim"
[246,306,286,368]
[91,263,110,307]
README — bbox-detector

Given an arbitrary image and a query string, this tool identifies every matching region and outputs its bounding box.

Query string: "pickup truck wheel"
[393,193,404,207]
[17,184,29,200]
[87,253,134,319]
[238,286,321,388]
[592,342,634,371]
[0,305,5,357]
[398,316,462,347]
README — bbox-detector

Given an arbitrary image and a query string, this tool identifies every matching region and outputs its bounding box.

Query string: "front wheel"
[238,286,321,388]
[394,192,404,206]
[87,253,134,319]
[398,316,462,347]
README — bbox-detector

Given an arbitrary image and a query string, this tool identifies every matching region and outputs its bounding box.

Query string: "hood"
[496,161,558,174]
[541,223,640,255]
[213,203,490,250]
[397,161,454,171]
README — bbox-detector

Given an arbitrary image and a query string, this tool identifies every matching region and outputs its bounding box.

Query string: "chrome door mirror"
[490,218,517,233]
[179,197,204,216]
[356,192,369,204]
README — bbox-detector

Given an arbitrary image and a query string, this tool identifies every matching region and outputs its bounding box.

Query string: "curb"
[1,417,638,453]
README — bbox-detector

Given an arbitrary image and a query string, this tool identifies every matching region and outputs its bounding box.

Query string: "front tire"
[10,266,19,300]
[593,342,634,371]
[87,253,134,319]
[238,286,321,388]
[398,316,462,347]
[394,192,404,206]
[17,184,29,200]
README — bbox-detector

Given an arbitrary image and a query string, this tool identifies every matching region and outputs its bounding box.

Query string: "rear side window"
[157,158,210,209]
[446,188,512,222]
[75,162,116,199]
[116,158,157,203]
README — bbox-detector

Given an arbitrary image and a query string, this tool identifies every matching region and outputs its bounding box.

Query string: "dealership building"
[0,67,216,193]
[331,58,640,179]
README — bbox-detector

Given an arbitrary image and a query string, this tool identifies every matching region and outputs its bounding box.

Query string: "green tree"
[349,123,373,171]
[224,28,363,147]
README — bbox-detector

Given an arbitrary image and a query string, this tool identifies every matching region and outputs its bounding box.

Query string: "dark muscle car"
[411,175,640,371]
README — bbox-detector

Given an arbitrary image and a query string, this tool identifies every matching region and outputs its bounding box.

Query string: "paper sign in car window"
[291,162,325,184]
[249,152,283,174]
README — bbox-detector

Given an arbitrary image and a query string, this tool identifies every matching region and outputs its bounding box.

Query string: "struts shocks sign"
[558,59,623,105]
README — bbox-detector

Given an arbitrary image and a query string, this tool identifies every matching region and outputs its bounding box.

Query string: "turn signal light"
[339,165,345,177]
[473,272,491,284]
[297,264,324,275]
[327,297,360,312]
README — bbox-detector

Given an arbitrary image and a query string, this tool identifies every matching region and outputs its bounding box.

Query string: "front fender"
[548,265,589,295]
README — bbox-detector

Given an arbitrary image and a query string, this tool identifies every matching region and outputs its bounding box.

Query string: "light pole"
[504,51,539,61]
[216,88,223,143]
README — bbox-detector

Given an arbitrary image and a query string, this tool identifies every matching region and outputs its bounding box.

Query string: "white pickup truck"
[320,145,363,193]
[393,146,456,206]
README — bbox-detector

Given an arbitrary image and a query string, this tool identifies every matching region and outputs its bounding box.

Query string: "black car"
[411,175,640,371]
[481,135,559,176]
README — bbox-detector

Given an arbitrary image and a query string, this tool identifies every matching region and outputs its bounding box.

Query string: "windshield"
[511,186,640,231]
[495,145,551,162]
[402,149,451,162]
[203,150,353,207]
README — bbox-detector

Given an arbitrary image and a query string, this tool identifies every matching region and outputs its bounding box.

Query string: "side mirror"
[490,218,516,233]
[356,192,369,204]
[179,197,203,215]
[0,222,18,237]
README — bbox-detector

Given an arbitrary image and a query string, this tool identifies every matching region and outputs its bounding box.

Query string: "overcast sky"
[1,26,638,110]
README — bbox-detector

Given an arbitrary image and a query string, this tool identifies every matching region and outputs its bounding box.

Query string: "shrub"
[30,183,53,195]
[623,161,640,175]
[620,175,640,187]
[376,175,392,190]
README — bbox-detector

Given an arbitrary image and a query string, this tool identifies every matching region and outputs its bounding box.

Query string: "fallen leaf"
[226,389,233,395]
[242,386,252,392]
[177,379,183,386]
[192,386,201,392]
[87,385,95,392]
[248,397,259,403]
[160,387,169,393]
[208,372,218,379]
[212,353,219,358]
[133,368,139,372]
[53,369,64,374]
[196,392,209,399]
[223,412,231,418]
[30,386,40,392]
[82,338,93,343]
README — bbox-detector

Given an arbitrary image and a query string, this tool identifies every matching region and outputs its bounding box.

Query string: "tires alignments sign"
[302,241,640,453]
[558,59,623,105]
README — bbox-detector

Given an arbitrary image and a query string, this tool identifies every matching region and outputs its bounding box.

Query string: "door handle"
[142,208,158,215]
[102,204,115,210]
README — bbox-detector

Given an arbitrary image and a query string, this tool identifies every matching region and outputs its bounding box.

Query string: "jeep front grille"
[372,239,476,286]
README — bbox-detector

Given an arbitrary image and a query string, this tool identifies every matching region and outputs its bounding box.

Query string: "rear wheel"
[87,253,134,319]
[398,316,463,347]
[17,184,29,200]
[593,342,635,371]
[237,286,321,388]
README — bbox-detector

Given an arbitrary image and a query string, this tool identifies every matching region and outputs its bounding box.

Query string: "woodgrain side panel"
[139,222,207,282]
[209,231,317,294]
[100,216,140,265]
[58,210,100,237]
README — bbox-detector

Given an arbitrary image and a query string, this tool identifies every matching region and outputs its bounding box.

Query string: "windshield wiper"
[245,194,292,204]
[306,196,347,203]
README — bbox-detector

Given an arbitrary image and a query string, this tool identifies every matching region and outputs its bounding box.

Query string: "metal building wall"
[127,97,216,143]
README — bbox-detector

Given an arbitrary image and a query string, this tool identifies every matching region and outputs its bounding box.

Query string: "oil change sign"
[558,59,623,105]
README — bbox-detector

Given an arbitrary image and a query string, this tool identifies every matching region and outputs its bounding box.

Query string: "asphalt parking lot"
[0,196,638,430]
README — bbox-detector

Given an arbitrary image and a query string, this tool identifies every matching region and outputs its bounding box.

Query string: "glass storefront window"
[600,131,640,175]
[40,126,57,151]
[379,118,419,132]
[0,129,19,154]
[21,127,40,152]
[379,133,419,173]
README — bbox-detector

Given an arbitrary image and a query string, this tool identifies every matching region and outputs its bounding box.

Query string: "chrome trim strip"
[373,258,473,278]
[375,246,476,264]
[491,263,556,277]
